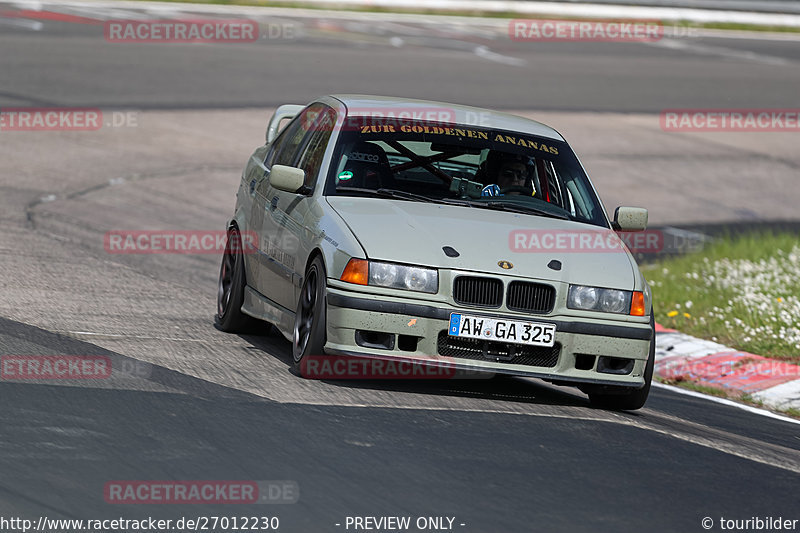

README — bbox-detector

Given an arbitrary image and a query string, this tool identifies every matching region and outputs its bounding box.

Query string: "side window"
[265,117,305,169]
[264,103,334,178]
[296,107,335,188]
[263,103,322,169]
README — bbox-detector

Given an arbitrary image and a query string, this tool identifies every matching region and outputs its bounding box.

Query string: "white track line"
[0,18,43,30]
[653,382,800,426]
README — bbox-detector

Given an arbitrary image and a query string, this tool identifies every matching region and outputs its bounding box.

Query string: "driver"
[497,159,527,189]
[481,152,534,197]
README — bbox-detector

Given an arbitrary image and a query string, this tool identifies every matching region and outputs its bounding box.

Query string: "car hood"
[326,197,636,289]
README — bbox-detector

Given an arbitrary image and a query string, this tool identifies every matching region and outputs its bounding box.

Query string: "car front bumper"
[322,284,653,387]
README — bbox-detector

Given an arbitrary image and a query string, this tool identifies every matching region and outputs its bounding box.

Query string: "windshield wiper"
[376,188,439,203]
[377,189,482,208]
[337,187,468,206]
[476,201,569,219]
[336,187,436,203]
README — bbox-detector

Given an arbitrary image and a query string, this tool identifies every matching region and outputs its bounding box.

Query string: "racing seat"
[474,161,489,185]
[339,142,394,189]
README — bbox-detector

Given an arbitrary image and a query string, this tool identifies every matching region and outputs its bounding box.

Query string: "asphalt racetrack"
[1,3,799,532]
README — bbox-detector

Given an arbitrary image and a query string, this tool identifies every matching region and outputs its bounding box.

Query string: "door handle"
[271,196,279,211]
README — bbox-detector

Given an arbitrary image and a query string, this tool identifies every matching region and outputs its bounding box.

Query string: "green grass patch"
[784,407,800,418]
[644,232,800,361]
[659,378,729,398]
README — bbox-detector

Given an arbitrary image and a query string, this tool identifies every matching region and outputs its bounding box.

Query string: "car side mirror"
[270,165,306,193]
[613,206,648,231]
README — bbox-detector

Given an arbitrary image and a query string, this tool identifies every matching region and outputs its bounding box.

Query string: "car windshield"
[324,117,608,227]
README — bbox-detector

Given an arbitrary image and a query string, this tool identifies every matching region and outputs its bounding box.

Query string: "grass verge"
[643,232,800,362]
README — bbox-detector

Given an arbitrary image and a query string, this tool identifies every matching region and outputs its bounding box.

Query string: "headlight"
[402,266,436,292]
[643,280,652,312]
[568,285,637,315]
[599,289,628,314]
[370,262,399,286]
[341,259,438,294]
[569,286,598,309]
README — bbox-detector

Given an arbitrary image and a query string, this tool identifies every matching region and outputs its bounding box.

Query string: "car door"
[250,103,335,311]
[249,112,309,309]
[286,106,336,304]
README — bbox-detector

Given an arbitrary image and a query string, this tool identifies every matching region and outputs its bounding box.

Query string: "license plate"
[448,313,556,347]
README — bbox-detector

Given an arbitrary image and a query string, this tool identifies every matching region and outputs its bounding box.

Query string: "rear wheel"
[216,227,257,332]
[588,316,655,411]
[292,256,327,376]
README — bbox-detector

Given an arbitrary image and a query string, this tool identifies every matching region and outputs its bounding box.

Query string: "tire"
[292,256,327,377]
[588,315,655,411]
[216,227,257,332]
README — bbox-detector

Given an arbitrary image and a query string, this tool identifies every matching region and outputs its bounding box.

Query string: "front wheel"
[588,316,655,411]
[216,227,257,332]
[292,256,327,376]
